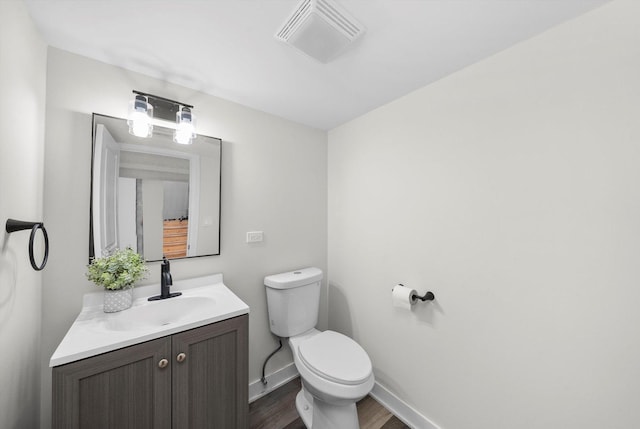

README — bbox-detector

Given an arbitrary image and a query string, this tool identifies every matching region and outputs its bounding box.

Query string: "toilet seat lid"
[298,331,372,385]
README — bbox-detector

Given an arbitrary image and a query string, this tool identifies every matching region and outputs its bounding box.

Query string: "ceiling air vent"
[275,0,365,63]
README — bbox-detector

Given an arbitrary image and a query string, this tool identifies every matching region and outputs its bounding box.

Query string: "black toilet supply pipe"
[261,337,283,386]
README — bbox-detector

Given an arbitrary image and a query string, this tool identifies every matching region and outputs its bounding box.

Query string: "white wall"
[0,1,47,428]
[328,1,640,428]
[196,148,221,255]
[40,49,327,428]
[117,177,137,250]
[142,180,165,260]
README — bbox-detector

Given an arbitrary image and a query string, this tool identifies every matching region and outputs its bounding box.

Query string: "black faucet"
[148,257,182,301]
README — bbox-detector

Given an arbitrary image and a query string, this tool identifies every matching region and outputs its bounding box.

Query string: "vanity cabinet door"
[172,314,248,429]
[52,337,172,429]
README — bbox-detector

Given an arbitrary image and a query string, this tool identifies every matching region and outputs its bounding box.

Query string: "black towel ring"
[5,219,49,271]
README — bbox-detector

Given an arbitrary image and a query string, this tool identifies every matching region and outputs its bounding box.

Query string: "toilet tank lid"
[264,267,323,289]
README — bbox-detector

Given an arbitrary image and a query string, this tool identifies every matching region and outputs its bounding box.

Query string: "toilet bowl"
[264,268,375,429]
[290,330,374,428]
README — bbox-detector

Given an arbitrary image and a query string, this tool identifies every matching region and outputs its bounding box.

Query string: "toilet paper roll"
[392,284,417,310]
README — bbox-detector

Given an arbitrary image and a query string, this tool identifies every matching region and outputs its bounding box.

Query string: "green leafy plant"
[86,248,148,290]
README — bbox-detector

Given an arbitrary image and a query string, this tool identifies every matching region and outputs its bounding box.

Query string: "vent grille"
[274,0,365,62]
[276,0,313,40]
[315,0,360,38]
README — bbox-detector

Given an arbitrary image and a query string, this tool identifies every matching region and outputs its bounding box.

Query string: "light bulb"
[173,107,196,144]
[127,95,153,138]
[128,111,152,137]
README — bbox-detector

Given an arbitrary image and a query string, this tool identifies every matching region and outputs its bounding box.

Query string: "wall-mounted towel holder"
[5,219,49,271]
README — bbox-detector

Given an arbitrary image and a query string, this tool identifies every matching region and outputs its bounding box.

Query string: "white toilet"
[264,267,374,429]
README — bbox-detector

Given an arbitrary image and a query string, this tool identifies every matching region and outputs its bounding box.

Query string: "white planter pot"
[103,287,133,313]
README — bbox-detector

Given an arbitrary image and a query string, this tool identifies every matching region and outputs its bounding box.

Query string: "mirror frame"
[89,113,222,262]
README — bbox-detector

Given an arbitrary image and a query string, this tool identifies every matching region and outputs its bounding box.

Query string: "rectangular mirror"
[90,114,221,262]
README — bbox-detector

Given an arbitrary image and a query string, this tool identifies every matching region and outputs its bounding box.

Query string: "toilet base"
[296,389,313,428]
[295,387,360,429]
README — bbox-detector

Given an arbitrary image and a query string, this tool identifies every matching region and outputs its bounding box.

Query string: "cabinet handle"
[176,352,186,363]
[158,358,169,369]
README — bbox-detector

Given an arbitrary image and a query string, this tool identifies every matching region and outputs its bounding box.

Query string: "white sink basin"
[50,274,249,367]
[103,296,216,331]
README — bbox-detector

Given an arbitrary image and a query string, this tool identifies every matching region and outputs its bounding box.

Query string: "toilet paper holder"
[415,291,435,301]
[398,284,435,302]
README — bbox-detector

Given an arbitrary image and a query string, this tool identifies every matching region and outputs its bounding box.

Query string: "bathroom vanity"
[50,275,249,429]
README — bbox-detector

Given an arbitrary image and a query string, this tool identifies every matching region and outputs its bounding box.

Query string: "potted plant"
[86,247,148,312]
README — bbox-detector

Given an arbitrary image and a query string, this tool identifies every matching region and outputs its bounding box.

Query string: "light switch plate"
[246,231,264,243]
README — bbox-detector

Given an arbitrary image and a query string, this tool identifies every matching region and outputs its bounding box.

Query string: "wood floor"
[249,377,409,429]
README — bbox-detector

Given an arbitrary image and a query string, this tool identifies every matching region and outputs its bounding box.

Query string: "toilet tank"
[264,267,323,337]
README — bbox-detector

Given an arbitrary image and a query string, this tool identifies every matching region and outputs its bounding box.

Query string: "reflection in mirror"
[90,114,221,262]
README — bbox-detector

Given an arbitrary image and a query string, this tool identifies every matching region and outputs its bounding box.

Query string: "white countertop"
[50,274,249,367]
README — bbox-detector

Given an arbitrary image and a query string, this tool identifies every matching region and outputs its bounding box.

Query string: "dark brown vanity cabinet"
[53,314,248,429]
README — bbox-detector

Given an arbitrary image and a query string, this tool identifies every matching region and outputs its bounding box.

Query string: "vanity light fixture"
[174,106,196,145]
[127,90,197,143]
[127,94,153,138]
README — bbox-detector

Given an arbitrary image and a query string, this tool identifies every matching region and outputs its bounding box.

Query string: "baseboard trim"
[370,382,441,429]
[250,365,439,428]
[248,362,299,403]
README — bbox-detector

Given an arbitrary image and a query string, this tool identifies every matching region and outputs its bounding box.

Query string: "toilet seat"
[298,330,372,386]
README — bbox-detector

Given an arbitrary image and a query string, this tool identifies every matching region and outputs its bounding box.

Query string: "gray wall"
[40,48,327,428]
[328,1,640,428]
[0,1,47,428]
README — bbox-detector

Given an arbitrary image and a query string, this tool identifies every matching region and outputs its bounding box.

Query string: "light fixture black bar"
[132,90,194,109]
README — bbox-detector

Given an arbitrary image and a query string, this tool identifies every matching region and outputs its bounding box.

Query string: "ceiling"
[25,0,608,130]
